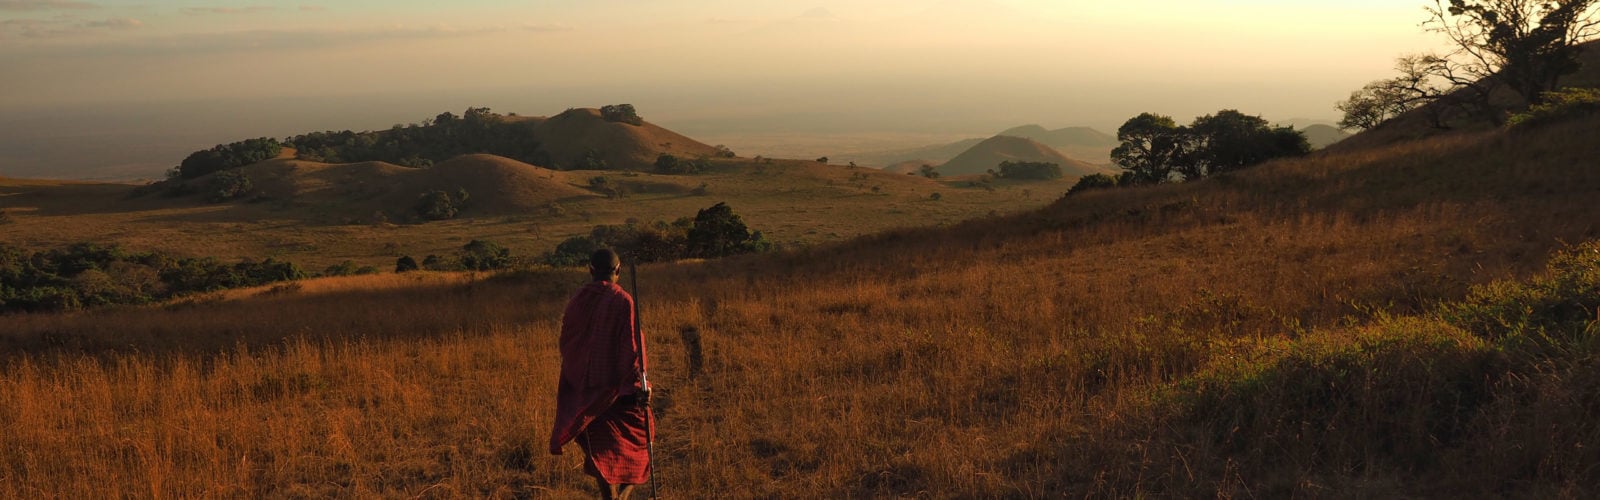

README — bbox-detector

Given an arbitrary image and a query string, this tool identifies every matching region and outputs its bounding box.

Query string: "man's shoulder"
[573,281,633,301]
[609,286,634,305]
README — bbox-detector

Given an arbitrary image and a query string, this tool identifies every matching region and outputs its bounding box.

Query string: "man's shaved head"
[590,249,621,280]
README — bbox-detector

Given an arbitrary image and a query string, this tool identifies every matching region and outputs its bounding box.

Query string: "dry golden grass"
[1,114,1598,496]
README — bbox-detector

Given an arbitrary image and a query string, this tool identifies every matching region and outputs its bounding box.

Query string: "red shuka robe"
[549,281,652,484]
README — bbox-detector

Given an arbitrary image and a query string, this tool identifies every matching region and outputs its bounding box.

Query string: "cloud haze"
[0,0,98,11]
[181,6,276,15]
[0,0,1458,179]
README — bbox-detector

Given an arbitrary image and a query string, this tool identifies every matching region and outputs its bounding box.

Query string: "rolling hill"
[179,151,596,219]
[516,107,722,171]
[937,135,1107,177]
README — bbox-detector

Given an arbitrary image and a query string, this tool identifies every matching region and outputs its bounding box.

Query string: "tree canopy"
[173,137,281,179]
[600,104,644,126]
[1111,110,1310,184]
[285,107,545,167]
[1182,110,1310,179]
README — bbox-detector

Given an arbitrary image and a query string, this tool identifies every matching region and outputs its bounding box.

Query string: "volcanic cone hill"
[857,125,1119,169]
[938,135,1107,177]
[514,108,721,171]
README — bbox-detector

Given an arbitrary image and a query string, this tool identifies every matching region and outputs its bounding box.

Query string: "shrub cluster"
[459,240,513,271]
[1508,87,1600,130]
[207,171,254,203]
[1065,173,1118,196]
[413,189,469,221]
[654,154,710,175]
[544,202,773,266]
[994,161,1063,180]
[322,260,380,277]
[395,240,518,273]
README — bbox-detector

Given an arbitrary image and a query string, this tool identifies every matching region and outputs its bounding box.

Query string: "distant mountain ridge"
[995,124,1117,149]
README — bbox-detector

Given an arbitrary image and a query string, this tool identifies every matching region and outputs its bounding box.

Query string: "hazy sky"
[1,0,1452,178]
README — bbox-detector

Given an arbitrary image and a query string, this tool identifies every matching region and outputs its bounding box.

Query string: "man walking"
[550,249,652,500]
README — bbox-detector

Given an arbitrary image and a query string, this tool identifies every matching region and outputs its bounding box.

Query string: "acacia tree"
[1343,1,1600,129]
[1425,0,1600,107]
[1337,56,1454,129]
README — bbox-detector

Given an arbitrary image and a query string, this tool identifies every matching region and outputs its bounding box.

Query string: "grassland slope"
[410,154,595,212]
[204,152,594,218]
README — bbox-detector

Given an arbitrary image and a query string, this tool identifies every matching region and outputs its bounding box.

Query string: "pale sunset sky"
[1,0,1448,178]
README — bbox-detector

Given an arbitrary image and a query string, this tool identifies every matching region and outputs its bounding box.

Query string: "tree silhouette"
[1425,0,1600,108]
[1183,110,1310,179]
[1111,113,1189,185]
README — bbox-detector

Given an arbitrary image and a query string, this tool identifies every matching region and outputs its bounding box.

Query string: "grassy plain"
[2,115,1599,496]
[0,156,1067,271]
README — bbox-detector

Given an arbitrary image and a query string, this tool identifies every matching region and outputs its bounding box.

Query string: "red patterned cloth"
[549,280,652,484]
[578,397,652,484]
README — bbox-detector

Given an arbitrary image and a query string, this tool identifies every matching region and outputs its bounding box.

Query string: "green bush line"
[0,243,309,314]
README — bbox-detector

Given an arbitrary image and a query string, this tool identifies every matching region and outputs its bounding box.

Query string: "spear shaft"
[629,262,659,499]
